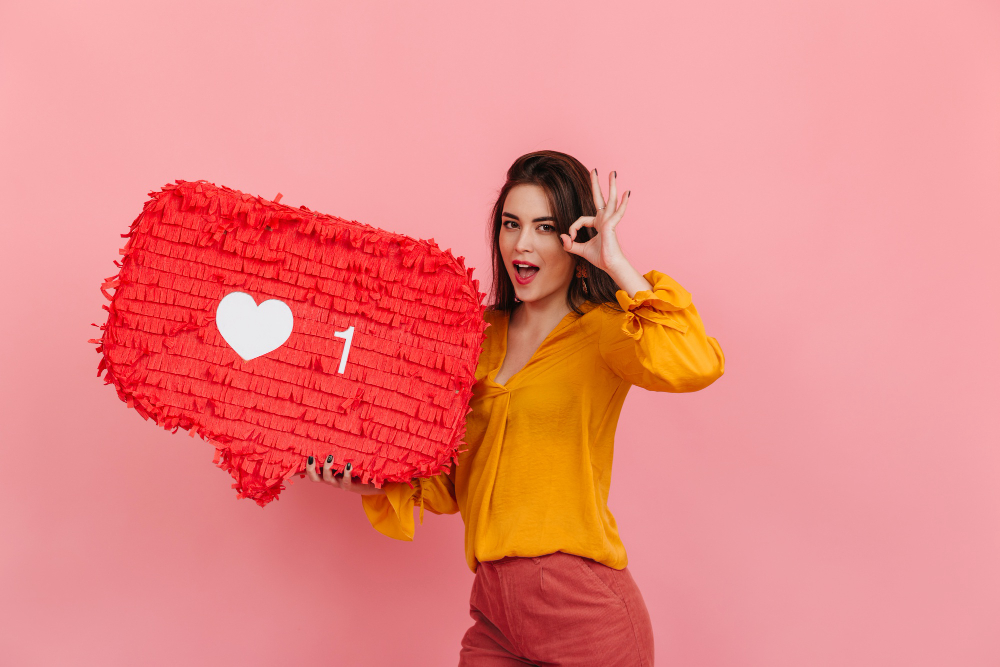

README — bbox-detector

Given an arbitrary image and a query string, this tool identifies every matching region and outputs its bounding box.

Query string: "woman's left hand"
[560,169,631,273]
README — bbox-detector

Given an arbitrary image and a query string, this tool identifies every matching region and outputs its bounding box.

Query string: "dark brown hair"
[487,150,623,315]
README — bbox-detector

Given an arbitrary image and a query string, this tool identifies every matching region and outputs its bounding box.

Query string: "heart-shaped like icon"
[215,292,294,361]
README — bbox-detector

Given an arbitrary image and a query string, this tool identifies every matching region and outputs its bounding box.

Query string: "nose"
[514,226,532,253]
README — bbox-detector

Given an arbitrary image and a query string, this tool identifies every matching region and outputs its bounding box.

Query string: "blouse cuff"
[361,481,419,541]
[614,269,692,340]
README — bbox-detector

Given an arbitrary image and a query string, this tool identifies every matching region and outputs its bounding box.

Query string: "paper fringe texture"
[93,180,488,506]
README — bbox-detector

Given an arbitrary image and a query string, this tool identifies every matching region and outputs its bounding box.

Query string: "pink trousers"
[458,551,655,666]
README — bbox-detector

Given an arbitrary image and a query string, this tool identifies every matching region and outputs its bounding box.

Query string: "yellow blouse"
[361,269,725,573]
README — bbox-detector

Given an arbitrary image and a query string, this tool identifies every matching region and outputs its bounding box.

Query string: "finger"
[607,190,630,228]
[566,216,596,242]
[322,454,336,484]
[305,455,321,482]
[590,169,606,212]
[339,462,354,490]
[608,171,618,214]
[561,234,589,257]
[611,190,632,229]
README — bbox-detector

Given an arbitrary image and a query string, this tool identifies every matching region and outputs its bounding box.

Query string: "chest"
[494,324,553,387]
[470,319,620,442]
[476,308,614,398]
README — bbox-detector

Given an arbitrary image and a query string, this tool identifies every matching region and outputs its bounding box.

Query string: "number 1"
[333,326,355,374]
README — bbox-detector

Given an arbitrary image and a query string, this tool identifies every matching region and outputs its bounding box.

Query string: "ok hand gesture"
[560,169,631,273]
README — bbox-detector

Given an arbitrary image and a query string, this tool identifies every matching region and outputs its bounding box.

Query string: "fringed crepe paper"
[93,180,488,506]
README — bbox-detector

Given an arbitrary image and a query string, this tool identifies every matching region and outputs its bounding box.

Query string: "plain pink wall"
[1,0,998,664]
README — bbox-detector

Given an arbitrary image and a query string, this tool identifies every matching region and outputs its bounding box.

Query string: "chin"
[512,284,551,304]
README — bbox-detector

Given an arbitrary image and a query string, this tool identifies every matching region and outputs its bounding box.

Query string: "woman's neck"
[510,290,577,331]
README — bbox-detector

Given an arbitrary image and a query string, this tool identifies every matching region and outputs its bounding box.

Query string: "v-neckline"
[488,303,593,390]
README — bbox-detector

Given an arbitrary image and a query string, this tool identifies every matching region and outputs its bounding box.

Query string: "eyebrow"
[502,212,557,222]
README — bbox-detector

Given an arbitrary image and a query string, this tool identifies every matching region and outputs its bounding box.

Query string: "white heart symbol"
[215,292,294,361]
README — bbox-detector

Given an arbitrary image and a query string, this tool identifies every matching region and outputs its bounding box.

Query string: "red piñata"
[93,180,487,506]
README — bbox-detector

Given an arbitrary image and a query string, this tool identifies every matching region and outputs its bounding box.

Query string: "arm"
[361,466,459,541]
[561,169,723,391]
[300,455,458,541]
[600,269,724,392]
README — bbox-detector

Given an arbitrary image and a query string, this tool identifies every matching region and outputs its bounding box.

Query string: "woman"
[304,150,725,665]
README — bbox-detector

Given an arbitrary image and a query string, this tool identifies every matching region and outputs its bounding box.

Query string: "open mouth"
[513,261,539,284]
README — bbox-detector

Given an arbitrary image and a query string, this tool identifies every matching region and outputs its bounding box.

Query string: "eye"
[539,224,556,232]
[502,220,519,230]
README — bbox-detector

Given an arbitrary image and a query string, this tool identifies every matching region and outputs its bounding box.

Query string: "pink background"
[1,1,998,664]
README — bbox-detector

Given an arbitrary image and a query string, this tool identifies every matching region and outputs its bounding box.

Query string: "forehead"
[503,184,551,216]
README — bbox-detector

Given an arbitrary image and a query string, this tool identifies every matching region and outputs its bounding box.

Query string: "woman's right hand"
[303,454,385,495]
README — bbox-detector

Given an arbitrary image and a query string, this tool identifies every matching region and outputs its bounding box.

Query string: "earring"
[576,265,589,295]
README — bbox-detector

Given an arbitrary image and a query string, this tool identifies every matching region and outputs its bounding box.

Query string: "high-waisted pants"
[457,551,655,666]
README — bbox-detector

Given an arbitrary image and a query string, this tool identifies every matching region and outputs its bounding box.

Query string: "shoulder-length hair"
[487,150,623,315]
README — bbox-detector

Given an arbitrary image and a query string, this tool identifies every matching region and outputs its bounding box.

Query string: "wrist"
[603,257,631,280]
[604,258,638,283]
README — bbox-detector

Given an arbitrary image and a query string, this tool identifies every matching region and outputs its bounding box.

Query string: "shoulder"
[583,301,642,356]
[569,300,623,340]
[577,300,623,324]
[479,308,507,349]
[483,307,506,325]
[482,307,507,333]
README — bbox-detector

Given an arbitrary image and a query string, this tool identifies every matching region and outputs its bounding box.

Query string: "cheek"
[539,240,573,281]
[498,233,515,262]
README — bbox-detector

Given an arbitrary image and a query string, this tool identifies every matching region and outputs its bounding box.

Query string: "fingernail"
[307,456,314,465]
[613,171,617,178]
[326,455,333,463]
[346,463,352,471]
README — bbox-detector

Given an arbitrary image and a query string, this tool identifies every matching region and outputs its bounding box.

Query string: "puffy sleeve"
[599,269,725,392]
[361,467,459,541]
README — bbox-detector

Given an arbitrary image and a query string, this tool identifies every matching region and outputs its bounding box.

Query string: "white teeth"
[515,265,539,278]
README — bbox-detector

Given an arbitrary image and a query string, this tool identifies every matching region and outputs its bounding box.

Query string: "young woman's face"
[498,184,575,307]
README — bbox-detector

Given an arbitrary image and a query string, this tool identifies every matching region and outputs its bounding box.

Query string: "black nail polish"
[308,456,314,465]
[346,463,352,471]
[326,455,333,463]
[613,171,617,178]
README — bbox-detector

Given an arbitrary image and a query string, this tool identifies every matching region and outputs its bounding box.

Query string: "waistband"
[483,552,568,566]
